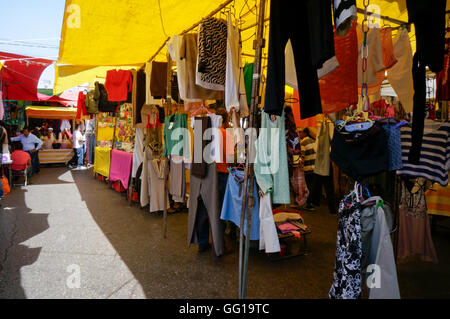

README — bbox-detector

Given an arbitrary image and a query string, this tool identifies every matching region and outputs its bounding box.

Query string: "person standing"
[71,124,87,170]
[300,128,316,211]
[10,127,43,175]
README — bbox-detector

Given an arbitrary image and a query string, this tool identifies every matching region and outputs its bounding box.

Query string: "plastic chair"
[12,169,28,186]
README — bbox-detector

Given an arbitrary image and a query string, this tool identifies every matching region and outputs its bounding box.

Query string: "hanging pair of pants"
[310,171,337,214]
[264,0,334,118]
[195,172,228,249]
[188,163,224,256]
[27,150,40,174]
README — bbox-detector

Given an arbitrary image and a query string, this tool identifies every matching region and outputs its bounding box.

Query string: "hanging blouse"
[196,17,227,91]
[105,69,133,102]
[397,122,450,186]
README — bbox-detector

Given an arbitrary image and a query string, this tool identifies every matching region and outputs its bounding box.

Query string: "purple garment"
[109,149,133,189]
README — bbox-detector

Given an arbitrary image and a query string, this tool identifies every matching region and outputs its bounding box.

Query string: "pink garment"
[397,181,438,263]
[109,149,133,189]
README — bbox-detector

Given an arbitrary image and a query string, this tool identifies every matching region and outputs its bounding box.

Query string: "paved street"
[0,167,449,298]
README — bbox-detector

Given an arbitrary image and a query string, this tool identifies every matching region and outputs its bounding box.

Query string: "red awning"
[37,93,76,107]
[0,52,53,101]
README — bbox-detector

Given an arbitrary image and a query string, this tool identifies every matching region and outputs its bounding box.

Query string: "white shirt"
[73,130,85,149]
[11,133,43,152]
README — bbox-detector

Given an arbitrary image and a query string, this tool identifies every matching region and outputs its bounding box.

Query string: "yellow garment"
[426,184,450,217]
[97,127,115,141]
[94,147,111,177]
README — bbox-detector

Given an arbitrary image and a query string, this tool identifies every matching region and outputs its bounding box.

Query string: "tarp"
[0,52,53,100]
[55,0,449,92]
[37,93,76,106]
[25,105,77,119]
[54,64,139,94]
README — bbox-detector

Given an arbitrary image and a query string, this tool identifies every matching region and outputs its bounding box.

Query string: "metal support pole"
[163,53,172,239]
[238,0,266,299]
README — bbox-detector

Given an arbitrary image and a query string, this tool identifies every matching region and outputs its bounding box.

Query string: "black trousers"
[311,173,337,214]
[27,150,40,174]
[407,0,445,164]
[305,173,314,205]
[264,0,333,118]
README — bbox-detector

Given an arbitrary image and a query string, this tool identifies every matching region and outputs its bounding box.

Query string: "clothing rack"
[162,53,173,239]
[147,0,234,63]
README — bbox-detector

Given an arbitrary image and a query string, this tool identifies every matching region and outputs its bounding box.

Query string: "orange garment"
[319,22,358,114]
[184,101,202,114]
[380,27,397,69]
[216,126,231,173]
[292,90,318,127]
[361,27,398,97]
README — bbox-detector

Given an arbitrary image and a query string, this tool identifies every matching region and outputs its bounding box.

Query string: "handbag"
[1,176,10,195]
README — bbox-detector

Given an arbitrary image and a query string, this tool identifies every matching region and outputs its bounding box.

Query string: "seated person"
[42,127,57,149]
[11,141,32,182]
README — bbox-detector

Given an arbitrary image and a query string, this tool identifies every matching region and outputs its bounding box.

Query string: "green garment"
[254,110,290,204]
[163,113,190,159]
[243,62,254,107]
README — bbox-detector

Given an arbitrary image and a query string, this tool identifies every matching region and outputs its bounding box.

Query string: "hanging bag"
[1,176,10,195]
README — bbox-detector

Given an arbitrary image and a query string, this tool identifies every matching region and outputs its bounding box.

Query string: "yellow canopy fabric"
[26,106,77,119]
[54,64,139,94]
[58,0,234,66]
[56,0,448,91]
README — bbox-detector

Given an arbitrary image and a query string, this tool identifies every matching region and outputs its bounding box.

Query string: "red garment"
[11,150,31,171]
[105,69,133,101]
[76,92,87,119]
[319,22,358,114]
[436,55,450,101]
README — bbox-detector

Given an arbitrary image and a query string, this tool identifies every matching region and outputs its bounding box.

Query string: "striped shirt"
[397,123,450,186]
[301,137,316,174]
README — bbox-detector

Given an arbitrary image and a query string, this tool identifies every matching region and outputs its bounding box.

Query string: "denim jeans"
[76,147,84,168]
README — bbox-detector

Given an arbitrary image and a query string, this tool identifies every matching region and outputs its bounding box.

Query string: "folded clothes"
[277,222,300,234]
[273,212,302,223]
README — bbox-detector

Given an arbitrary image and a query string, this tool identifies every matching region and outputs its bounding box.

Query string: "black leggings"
[264,0,334,119]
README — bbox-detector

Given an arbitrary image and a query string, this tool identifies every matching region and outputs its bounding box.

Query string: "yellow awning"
[26,106,77,119]
[54,64,140,94]
[56,0,448,91]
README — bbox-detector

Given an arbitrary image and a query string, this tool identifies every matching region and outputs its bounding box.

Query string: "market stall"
[25,105,77,164]
[52,0,450,300]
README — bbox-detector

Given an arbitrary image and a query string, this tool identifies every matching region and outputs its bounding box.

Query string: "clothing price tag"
[169,122,174,130]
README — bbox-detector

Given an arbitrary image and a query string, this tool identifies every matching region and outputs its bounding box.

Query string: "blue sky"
[0,0,66,89]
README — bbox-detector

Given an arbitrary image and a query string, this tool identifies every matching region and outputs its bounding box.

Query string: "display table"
[93,147,111,178]
[38,149,74,164]
[109,149,133,189]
